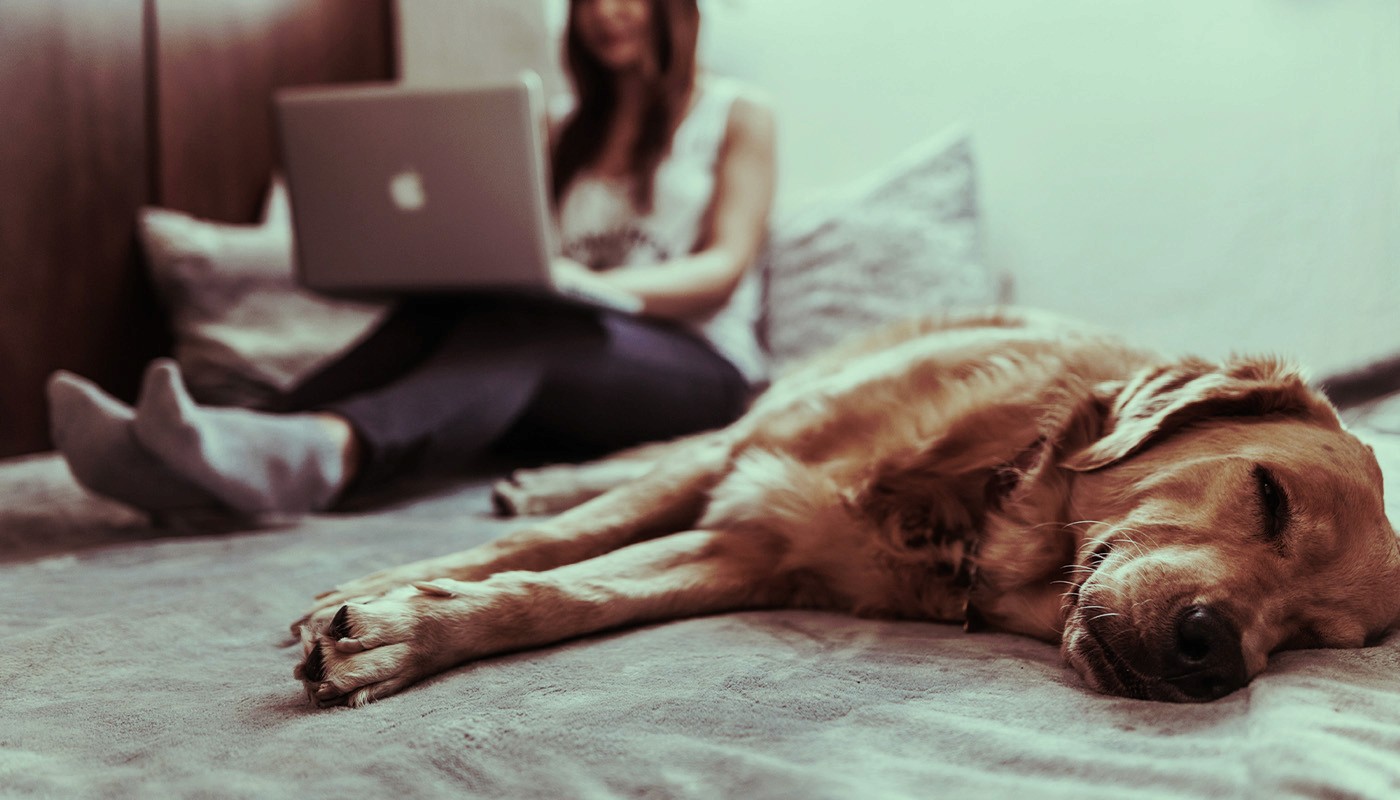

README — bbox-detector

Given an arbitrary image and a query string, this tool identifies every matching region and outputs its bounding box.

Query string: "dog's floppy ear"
[1063,356,1338,472]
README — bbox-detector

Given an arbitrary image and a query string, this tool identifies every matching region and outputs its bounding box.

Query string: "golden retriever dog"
[292,309,1400,706]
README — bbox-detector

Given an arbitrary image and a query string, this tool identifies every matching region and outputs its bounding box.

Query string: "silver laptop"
[274,74,640,312]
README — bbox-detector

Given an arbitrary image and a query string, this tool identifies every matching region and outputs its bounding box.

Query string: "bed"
[5,3,1400,798]
[4,397,1400,798]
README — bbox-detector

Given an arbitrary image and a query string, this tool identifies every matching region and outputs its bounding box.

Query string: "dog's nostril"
[1176,609,1217,663]
[1166,605,1248,700]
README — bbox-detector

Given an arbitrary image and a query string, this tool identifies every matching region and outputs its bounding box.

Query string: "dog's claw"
[328,605,353,640]
[299,643,326,682]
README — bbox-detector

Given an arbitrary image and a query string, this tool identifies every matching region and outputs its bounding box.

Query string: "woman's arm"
[596,90,777,320]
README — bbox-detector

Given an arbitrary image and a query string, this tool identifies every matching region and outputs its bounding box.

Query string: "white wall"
[399,0,1400,376]
[396,0,563,96]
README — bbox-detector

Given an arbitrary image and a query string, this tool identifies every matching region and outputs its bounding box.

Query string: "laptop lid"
[274,74,557,295]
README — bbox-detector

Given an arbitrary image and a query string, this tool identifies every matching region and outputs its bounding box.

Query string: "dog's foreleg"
[293,434,733,631]
[295,527,787,707]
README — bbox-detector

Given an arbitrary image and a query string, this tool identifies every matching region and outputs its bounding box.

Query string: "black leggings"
[274,297,750,498]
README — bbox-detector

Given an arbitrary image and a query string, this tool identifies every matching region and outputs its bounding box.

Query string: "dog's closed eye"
[1253,465,1290,550]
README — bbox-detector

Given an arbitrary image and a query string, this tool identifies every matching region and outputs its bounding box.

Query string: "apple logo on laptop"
[388,168,427,212]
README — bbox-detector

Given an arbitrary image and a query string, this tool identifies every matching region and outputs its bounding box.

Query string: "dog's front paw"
[290,557,489,635]
[293,581,475,708]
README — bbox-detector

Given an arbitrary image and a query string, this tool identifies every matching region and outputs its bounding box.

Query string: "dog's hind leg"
[489,435,694,517]
[292,433,734,632]
[296,526,788,707]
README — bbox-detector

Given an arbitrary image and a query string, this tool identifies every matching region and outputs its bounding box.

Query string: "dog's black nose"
[1165,605,1248,700]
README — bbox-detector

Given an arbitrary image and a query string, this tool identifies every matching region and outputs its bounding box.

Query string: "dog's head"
[1058,357,1400,702]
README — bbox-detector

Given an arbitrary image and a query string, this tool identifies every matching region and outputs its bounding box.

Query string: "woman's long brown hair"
[551,0,700,213]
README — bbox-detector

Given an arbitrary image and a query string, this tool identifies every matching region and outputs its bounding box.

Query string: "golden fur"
[292,309,1400,705]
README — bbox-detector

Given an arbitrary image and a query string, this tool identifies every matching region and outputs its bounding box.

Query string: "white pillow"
[138,180,389,406]
[760,125,1005,371]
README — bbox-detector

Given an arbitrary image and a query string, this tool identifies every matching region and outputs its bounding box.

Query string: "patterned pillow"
[760,125,1007,372]
[137,180,388,407]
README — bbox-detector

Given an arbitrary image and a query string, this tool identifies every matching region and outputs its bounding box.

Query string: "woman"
[48,0,775,517]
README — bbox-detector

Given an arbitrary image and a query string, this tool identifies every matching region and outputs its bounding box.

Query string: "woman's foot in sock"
[46,371,222,512]
[131,360,353,516]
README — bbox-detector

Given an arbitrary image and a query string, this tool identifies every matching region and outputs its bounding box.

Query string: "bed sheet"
[2,398,1400,799]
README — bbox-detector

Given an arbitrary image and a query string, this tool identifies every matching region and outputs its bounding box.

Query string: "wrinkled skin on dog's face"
[1061,419,1400,702]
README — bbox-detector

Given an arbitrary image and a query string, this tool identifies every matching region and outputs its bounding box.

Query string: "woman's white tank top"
[556,76,767,384]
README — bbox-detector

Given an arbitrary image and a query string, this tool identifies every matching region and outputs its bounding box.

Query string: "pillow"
[759,125,1006,371]
[138,180,389,407]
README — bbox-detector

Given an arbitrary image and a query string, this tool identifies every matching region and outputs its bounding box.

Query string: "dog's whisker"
[1027,519,1110,533]
[1107,524,1164,554]
[1112,533,1153,555]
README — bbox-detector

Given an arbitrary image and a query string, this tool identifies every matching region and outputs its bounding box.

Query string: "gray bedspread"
[4,399,1400,799]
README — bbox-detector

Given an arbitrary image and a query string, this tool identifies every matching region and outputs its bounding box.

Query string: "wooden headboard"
[0,0,395,458]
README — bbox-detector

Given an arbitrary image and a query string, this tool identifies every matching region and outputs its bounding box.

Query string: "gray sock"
[46,371,221,512]
[131,360,349,515]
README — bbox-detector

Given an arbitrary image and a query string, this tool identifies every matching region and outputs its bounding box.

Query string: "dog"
[292,308,1400,706]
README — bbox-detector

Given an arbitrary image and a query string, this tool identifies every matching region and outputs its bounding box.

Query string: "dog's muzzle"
[1071,603,1248,702]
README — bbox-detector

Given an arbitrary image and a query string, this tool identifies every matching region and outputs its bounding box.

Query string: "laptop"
[273,73,641,313]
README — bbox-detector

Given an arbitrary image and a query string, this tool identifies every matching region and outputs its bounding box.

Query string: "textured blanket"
[3,398,1400,799]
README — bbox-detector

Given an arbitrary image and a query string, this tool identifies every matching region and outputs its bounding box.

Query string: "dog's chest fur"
[704,457,1082,656]
[701,445,1076,630]
[711,448,1052,630]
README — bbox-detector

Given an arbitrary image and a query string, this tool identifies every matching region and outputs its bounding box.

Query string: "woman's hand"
[589,91,777,321]
[549,256,591,284]
[550,258,644,314]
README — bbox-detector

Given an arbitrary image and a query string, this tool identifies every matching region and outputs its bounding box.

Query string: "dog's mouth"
[1062,538,1143,696]
[1067,614,1164,700]
[1066,607,1249,703]
[1061,538,1196,702]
